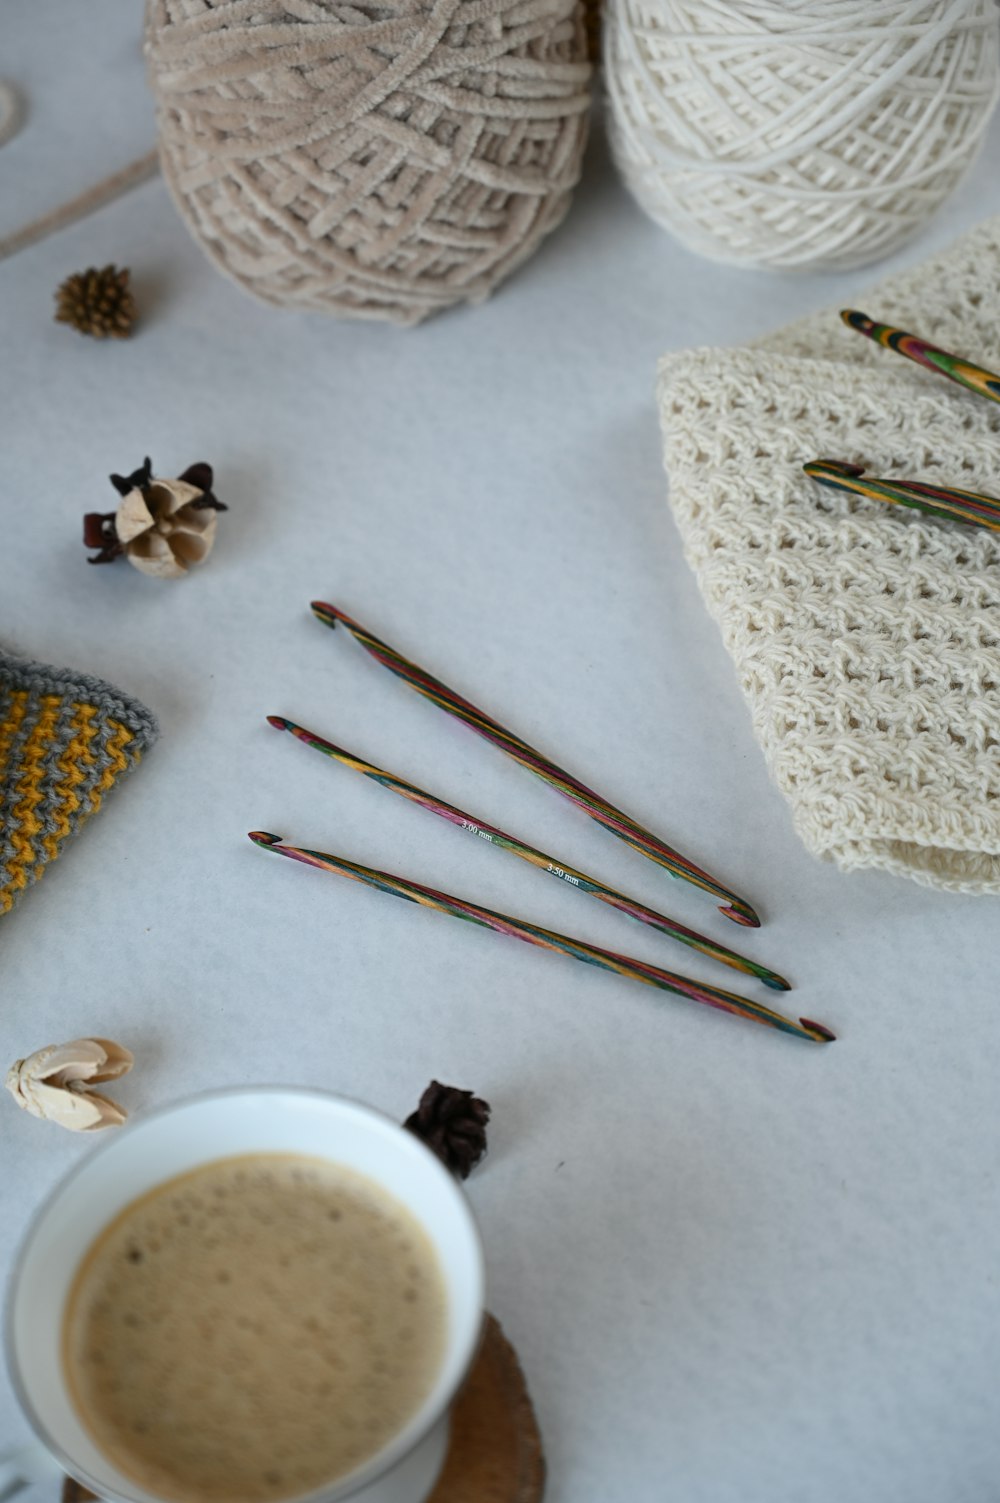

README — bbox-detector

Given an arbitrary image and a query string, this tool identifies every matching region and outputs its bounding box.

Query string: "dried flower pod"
[404,1081,491,1179]
[5,1038,133,1132]
[55,265,135,338]
[84,458,226,577]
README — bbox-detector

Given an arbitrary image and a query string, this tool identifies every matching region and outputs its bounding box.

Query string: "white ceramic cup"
[4,1088,485,1503]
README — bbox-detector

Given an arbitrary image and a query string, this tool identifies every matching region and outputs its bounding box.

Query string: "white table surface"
[4,8,1000,1502]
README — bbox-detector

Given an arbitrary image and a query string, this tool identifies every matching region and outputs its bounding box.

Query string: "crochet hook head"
[311,600,347,631]
[799,1018,836,1044]
[840,309,876,336]
[248,830,320,865]
[719,899,759,928]
[267,714,310,739]
[803,459,865,483]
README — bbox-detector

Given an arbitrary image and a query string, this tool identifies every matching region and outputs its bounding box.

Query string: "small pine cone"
[54,265,135,339]
[404,1081,491,1180]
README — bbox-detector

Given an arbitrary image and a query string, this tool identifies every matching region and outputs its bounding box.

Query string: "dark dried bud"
[109,457,153,498]
[82,511,123,565]
[404,1081,490,1179]
[178,462,226,512]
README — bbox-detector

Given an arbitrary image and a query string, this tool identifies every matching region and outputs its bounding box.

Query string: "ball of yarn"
[605,0,1000,270]
[146,0,592,325]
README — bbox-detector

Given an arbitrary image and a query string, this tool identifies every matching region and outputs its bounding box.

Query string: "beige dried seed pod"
[83,458,226,575]
[5,1038,134,1131]
[116,476,218,579]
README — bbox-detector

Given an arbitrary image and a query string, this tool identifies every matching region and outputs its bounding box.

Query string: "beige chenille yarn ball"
[146,0,593,324]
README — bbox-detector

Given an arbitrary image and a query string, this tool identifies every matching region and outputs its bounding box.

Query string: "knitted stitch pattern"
[0,653,158,915]
[658,215,1000,893]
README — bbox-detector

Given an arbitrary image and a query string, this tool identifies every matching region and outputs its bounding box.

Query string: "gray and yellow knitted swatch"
[0,652,157,915]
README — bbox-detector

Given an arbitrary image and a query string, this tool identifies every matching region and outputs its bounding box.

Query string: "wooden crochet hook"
[310,601,763,929]
[841,310,1000,407]
[248,833,834,1044]
[267,715,790,991]
[804,459,1000,535]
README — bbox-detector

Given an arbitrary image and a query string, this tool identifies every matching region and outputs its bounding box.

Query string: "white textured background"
[3,7,1000,1501]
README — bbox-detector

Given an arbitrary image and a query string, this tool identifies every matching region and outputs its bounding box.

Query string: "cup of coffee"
[4,1088,485,1503]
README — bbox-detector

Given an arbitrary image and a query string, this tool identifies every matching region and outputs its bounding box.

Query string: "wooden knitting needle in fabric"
[267,715,790,991]
[248,833,833,1044]
[804,459,1000,535]
[841,310,1000,407]
[310,602,762,929]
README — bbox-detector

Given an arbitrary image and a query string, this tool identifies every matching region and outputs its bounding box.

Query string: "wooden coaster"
[427,1314,545,1503]
[61,1313,544,1503]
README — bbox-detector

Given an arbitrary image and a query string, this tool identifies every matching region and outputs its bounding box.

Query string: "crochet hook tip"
[762,973,792,993]
[840,308,873,330]
[721,902,760,929]
[310,600,340,628]
[803,459,865,482]
[800,1017,836,1043]
[248,831,283,848]
[267,715,314,747]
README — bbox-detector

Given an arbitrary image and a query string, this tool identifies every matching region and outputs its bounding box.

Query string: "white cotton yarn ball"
[604,0,1000,270]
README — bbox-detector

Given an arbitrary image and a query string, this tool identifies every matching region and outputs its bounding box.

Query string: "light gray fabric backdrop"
[3,8,1000,1500]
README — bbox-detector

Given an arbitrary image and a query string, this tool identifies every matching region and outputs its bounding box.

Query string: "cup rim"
[5,1084,486,1503]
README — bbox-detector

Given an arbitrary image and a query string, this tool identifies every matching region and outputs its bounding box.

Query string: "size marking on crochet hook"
[461,820,495,843]
[547,864,580,886]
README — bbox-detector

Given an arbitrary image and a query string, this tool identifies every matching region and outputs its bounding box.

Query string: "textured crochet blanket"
[0,652,157,915]
[658,216,1000,893]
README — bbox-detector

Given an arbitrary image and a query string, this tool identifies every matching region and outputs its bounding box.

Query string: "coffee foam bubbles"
[63,1154,447,1502]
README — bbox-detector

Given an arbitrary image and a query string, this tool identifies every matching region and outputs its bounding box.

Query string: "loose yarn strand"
[0,149,161,265]
[0,81,21,149]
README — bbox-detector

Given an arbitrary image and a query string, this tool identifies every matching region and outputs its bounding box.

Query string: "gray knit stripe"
[0,653,158,746]
[0,676,17,795]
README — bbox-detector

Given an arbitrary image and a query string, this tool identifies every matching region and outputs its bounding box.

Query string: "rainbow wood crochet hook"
[310,602,762,929]
[248,833,833,1044]
[804,459,1000,535]
[267,715,790,991]
[841,310,1000,407]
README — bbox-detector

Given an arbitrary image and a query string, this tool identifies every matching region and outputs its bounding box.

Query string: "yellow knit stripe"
[0,689,29,782]
[3,694,63,903]
[38,702,101,865]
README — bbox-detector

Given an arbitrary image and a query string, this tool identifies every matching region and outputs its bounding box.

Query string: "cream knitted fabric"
[658,216,1000,892]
